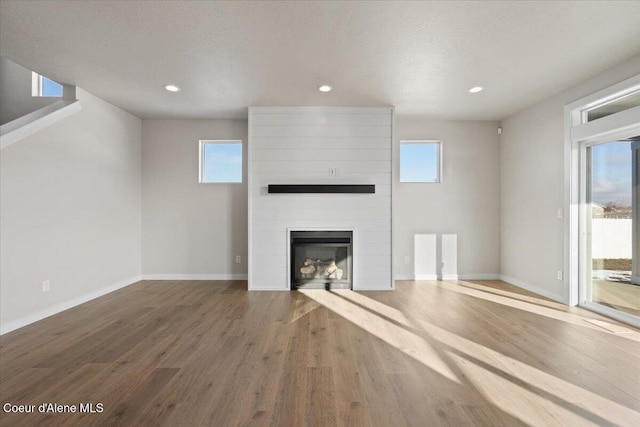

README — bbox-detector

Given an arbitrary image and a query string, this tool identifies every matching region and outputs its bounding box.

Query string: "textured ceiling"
[1,1,640,120]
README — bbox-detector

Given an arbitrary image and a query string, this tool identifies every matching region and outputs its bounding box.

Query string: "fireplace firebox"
[290,231,353,290]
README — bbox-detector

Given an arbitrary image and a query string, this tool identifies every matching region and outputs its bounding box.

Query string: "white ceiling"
[2,1,640,120]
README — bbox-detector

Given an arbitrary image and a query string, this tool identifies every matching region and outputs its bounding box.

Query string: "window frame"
[31,72,63,97]
[399,140,443,184]
[198,140,243,184]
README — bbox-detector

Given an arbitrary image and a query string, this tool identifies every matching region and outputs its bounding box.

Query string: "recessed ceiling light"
[318,85,332,92]
[468,86,483,93]
[164,84,180,92]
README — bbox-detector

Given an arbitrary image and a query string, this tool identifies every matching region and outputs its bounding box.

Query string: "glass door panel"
[586,139,639,318]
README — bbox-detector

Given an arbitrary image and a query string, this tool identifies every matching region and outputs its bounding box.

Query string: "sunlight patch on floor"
[298,287,639,426]
[439,281,640,342]
[299,289,460,384]
[416,318,640,426]
[329,289,415,328]
[286,297,320,324]
[454,281,567,309]
[450,352,600,427]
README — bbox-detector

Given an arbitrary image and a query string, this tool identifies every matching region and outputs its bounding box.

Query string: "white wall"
[500,54,640,302]
[0,88,142,331]
[0,56,60,125]
[249,107,393,290]
[141,119,248,278]
[393,118,501,279]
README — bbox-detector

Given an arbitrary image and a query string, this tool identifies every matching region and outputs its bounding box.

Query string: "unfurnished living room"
[1,1,639,426]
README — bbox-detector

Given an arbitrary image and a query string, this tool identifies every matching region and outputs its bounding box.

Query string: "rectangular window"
[199,140,242,183]
[400,140,442,183]
[31,72,63,97]
[584,89,640,122]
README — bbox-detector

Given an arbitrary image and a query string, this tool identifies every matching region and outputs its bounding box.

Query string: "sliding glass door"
[585,138,639,319]
[567,75,640,326]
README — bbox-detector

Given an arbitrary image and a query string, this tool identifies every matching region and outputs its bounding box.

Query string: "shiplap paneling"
[250,160,391,175]
[249,107,393,290]
[250,112,392,127]
[251,219,391,234]
[250,106,392,115]
[251,124,391,138]
[251,149,391,162]
[252,173,392,186]
[252,137,391,150]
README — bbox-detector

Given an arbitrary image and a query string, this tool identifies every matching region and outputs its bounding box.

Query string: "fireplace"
[290,230,353,290]
[249,107,392,291]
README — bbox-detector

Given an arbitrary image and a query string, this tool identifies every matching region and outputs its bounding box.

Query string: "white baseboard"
[499,275,566,304]
[141,274,248,280]
[0,275,141,335]
[631,275,640,285]
[396,274,500,281]
[414,274,438,280]
[458,274,501,280]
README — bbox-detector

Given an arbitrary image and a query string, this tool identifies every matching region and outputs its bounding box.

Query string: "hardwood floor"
[1,279,639,426]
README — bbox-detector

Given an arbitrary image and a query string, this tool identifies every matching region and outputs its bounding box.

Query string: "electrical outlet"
[404,256,410,264]
[42,280,50,292]
[557,208,564,219]
[334,167,341,177]
[235,255,241,264]
[328,168,334,177]
[557,271,563,280]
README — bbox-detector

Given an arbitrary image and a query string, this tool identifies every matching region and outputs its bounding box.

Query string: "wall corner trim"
[0,275,141,335]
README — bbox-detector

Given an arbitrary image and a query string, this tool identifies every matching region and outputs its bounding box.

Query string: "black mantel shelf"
[268,184,375,194]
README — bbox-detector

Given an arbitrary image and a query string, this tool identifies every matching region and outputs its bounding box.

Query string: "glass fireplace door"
[290,231,353,290]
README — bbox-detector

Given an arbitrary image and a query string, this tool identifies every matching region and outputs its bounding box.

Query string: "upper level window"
[199,140,242,183]
[400,140,442,183]
[31,72,63,97]
[582,88,640,122]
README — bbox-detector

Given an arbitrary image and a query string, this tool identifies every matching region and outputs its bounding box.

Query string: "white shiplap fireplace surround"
[248,107,393,291]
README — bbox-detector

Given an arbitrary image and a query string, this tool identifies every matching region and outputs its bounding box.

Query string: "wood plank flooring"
[1,279,639,426]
